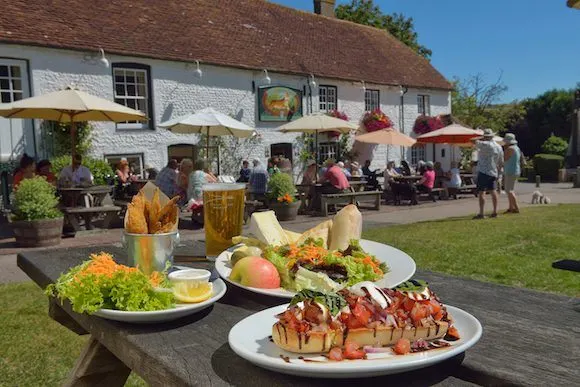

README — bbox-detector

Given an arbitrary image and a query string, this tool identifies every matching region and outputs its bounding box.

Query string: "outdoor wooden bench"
[62,206,121,231]
[417,187,445,202]
[447,185,477,199]
[320,190,381,216]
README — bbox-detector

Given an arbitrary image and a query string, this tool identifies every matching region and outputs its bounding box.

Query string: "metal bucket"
[123,231,180,275]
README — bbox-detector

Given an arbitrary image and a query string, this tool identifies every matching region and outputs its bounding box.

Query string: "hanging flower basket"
[326,110,349,139]
[362,108,393,132]
[413,115,446,135]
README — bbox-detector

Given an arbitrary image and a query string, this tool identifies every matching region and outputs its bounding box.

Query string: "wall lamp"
[309,74,316,88]
[262,69,271,85]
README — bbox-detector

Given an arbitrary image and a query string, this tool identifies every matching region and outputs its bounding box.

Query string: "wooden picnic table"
[58,185,120,231]
[17,243,579,386]
[393,175,422,183]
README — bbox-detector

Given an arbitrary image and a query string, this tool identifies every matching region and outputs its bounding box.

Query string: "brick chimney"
[314,0,335,17]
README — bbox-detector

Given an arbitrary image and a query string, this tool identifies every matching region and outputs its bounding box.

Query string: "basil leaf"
[290,290,347,316]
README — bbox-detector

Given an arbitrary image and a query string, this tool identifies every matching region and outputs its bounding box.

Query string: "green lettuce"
[263,248,293,289]
[322,253,382,286]
[294,267,344,293]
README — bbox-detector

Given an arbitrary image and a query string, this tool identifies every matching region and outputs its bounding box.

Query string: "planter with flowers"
[326,110,349,140]
[267,173,299,221]
[362,109,394,132]
[412,114,454,135]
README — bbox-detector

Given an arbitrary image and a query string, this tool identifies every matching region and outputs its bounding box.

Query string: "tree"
[451,73,524,133]
[335,0,432,59]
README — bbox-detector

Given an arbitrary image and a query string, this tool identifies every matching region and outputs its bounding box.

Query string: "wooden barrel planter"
[12,217,64,247]
[268,201,300,221]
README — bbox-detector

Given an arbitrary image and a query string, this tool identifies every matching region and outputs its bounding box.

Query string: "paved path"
[1,182,578,284]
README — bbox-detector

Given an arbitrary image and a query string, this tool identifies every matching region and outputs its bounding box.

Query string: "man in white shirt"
[59,154,94,187]
[473,129,503,219]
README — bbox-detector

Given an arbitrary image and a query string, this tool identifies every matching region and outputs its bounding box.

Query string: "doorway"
[167,144,197,164]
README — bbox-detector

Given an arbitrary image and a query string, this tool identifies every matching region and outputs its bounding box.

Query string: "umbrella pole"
[315,132,319,176]
[70,119,77,161]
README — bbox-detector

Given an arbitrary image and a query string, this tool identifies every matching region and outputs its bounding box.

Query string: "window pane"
[115,73,125,84]
[137,84,146,97]
[136,99,147,113]
[10,66,21,78]
[125,72,135,83]
[136,72,145,84]
[1,92,10,103]
[0,79,8,90]
[12,92,22,101]
[115,83,125,96]
[126,84,136,96]
[115,98,125,106]
[11,79,22,91]
[0,66,8,77]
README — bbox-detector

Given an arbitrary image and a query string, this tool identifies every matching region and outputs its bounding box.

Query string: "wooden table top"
[394,175,422,181]
[18,244,580,386]
[58,185,113,194]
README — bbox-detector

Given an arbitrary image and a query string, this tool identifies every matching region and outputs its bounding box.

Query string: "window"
[105,153,145,178]
[318,85,337,112]
[417,94,431,115]
[0,64,23,103]
[365,89,380,111]
[410,145,426,166]
[318,142,338,164]
[112,63,153,129]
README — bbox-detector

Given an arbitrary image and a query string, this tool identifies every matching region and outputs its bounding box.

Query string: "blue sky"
[271,0,579,102]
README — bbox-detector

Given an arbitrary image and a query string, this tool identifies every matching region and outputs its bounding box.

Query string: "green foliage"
[50,155,114,185]
[267,172,296,200]
[533,153,564,181]
[335,0,431,59]
[511,87,576,156]
[41,121,93,158]
[12,176,61,221]
[541,135,568,157]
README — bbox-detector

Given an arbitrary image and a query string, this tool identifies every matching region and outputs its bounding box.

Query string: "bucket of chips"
[123,182,181,275]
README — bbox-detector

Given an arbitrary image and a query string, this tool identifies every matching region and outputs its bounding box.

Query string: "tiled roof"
[0,0,452,90]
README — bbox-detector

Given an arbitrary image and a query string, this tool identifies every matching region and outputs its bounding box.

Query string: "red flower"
[362,108,393,132]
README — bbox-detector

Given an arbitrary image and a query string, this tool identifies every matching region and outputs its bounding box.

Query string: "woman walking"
[503,133,522,214]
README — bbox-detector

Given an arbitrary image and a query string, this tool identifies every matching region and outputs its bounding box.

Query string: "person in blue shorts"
[472,129,504,219]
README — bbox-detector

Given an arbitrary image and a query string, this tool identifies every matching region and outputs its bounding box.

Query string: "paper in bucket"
[124,181,179,234]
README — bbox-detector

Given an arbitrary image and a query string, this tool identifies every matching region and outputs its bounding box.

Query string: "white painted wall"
[0,43,452,175]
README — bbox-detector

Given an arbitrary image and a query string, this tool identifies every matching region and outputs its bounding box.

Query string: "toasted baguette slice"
[272,321,449,354]
[296,220,333,248]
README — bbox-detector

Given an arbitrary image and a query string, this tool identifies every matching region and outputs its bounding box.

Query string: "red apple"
[229,256,280,289]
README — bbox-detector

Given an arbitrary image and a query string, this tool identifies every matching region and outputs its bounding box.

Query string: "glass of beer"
[203,183,246,260]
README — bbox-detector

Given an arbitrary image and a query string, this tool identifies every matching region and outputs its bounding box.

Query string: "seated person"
[383,161,401,190]
[445,161,462,189]
[301,160,317,185]
[319,159,350,194]
[433,161,446,187]
[337,161,351,179]
[249,159,269,198]
[36,159,56,185]
[155,159,178,198]
[237,160,251,183]
[59,154,93,187]
[350,161,363,177]
[400,160,412,176]
[13,153,36,188]
[362,160,380,189]
[188,160,209,202]
[416,161,435,193]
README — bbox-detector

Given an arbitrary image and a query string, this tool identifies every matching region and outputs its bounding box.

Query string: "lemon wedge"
[173,281,213,303]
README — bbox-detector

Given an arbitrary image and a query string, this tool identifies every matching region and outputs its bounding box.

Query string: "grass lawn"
[363,204,580,297]
[1,204,578,386]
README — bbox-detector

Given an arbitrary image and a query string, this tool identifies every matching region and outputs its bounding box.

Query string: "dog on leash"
[531,190,551,204]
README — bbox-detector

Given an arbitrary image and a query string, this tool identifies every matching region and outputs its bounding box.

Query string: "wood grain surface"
[18,244,580,386]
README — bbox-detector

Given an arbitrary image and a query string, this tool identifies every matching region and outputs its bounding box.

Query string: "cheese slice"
[249,211,290,246]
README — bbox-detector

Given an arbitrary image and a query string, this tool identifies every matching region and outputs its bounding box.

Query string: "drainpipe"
[399,85,408,161]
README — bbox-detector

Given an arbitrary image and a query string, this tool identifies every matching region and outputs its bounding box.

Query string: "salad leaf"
[294,267,344,293]
[290,289,347,316]
[263,248,293,289]
[322,253,382,286]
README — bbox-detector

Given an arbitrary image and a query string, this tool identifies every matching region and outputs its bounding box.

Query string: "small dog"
[531,190,551,204]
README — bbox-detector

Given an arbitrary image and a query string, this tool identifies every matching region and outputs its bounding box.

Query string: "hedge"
[533,154,564,181]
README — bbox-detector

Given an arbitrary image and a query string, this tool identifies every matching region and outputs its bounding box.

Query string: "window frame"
[104,153,145,178]
[112,62,154,130]
[417,94,431,116]
[410,144,426,166]
[0,63,24,103]
[364,89,380,111]
[318,142,339,164]
[318,85,337,112]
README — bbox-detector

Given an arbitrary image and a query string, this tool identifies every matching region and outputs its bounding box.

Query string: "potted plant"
[11,176,63,247]
[362,108,393,132]
[267,173,299,221]
[326,110,349,139]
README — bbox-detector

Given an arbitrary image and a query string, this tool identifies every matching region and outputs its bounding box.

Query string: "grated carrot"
[74,252,161,286]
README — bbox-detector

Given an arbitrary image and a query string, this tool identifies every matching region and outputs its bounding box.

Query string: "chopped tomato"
[352,303,372,326]
[428,299,442,315]
[344,314,365,329]
[328,347,343,361]
[303,302,323,324]
[393,338,411,355]
[343,341,366,360]
[446,326,460,340]
[403,297,415,312]
[386,296,402,314]
[433,310,444,321]
[410,303,430,323]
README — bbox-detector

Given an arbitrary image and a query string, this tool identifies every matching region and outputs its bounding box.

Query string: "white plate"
[93,278,227,323]
[228,304,482,378]
[215,239,416,298]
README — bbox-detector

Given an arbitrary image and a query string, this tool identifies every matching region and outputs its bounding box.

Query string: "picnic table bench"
[58,186,121,231]
[62,205,121,231]
[321,190,381,216]
[17,243,579,386]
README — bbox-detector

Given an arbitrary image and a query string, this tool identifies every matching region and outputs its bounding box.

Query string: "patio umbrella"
[158,107,255,173]
[277,113,358,166]
[355,128,416,146]
[0,87,146,159]
[416,124,482,144]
